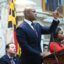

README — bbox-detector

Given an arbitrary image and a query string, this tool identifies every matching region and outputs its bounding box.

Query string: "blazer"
[49,42,64,53]
[0,54,19,64]
[16,20,59,64]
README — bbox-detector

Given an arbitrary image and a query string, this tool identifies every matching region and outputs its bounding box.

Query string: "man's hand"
[53,7,59,19]
[40,52,50,58]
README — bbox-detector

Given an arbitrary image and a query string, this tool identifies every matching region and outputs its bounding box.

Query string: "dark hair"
[43,44,48,48]
[6,43,14,49]
[43,44,49,51]
[48,27,62,50]
[49,27,61,44]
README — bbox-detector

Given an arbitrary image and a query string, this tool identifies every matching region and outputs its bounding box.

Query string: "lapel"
[13,56,17,64]
[23,21,38,38]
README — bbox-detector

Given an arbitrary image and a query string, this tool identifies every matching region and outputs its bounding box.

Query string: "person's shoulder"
[50,42,58,45]
[17,21,27,29]
[34,22,39,24]
[0,57,8,64]
[34,22,40,26]
[1,55,7,59]
[18,22,24,28]
[1,54,10,61]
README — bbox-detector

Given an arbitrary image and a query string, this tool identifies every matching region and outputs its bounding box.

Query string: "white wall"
[0,1,9,57]
[33,0,42,8]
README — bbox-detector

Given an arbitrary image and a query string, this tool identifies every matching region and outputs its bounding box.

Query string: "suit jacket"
[16,20,59,64]
[0,54,19,64]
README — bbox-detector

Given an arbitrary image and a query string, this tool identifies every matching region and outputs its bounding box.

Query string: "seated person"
[41,44,50,57]
[0,43,19,64]
[49,27,64,53]
[43,44,49,52]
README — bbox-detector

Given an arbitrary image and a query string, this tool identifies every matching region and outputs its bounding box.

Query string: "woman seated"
[49,27,64,53]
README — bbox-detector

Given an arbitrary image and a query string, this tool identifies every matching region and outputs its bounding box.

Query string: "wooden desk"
[43,49,64,64]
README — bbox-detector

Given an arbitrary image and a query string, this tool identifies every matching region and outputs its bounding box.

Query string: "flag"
[8,0,21,55]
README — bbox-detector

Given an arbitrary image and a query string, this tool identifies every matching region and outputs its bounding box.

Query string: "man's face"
[29,8,37,21]
[7,44,16,55]
[44,46,48,52]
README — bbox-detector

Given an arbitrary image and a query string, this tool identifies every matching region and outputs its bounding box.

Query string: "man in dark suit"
[16,7,59,64]
[0,43,19,64]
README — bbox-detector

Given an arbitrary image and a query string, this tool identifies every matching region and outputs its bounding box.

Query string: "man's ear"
[6,48,9,53]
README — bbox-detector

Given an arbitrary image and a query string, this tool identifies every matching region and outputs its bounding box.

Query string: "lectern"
[43,49,64,64]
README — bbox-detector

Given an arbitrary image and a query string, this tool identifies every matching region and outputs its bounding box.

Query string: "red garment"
[49,42,64,53]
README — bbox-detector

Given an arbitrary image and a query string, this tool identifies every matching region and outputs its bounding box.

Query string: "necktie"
[11,58,15,64]
[31,23,38,37]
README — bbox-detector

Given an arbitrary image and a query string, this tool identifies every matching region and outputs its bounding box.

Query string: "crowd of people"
[0,6,64,64]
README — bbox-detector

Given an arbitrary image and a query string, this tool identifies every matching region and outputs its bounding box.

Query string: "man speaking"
[16,7,59,64]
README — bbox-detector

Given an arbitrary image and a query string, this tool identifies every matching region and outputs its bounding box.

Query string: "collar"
[24,19,32,26]
[7,54,13,59]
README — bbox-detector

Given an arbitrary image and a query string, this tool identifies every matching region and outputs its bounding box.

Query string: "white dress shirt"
[24,19,34,30]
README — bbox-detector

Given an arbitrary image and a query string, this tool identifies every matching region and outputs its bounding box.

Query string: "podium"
[43,49,64,64]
